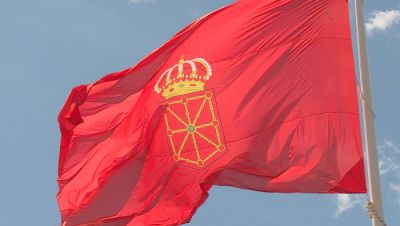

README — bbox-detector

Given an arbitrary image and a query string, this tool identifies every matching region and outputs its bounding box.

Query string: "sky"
[0,0,399,225]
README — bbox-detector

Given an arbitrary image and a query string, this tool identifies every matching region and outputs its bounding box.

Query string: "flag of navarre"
[57,1,368,225]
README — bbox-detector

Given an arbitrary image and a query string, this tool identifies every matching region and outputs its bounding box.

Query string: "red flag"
[58,0,366,225]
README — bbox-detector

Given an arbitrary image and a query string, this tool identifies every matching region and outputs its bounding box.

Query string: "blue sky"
[0,0,399,225]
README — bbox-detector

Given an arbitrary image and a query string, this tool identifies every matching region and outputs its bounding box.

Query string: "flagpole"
[354,0,386,226]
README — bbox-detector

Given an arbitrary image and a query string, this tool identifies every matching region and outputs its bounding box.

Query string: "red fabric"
[57,0,366,225]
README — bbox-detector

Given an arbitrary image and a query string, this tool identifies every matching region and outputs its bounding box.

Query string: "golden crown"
[154,57,212,99]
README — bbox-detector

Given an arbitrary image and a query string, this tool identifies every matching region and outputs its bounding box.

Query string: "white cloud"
[334,194,367,217]
[390,183,400,205]
[129,0,154,4]
[378,140,400,208]
[365,9,400,34]
[391,183,400,193]
[379,156,400,176]
[384,140,400,153]
[378,140,400,177]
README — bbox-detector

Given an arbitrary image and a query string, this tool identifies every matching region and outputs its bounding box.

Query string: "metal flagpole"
[353,0,386,226]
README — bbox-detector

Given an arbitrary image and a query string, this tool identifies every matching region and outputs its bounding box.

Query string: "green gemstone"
[188,125,195,132]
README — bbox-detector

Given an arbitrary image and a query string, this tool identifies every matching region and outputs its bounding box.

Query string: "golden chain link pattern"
[163,91,225,167]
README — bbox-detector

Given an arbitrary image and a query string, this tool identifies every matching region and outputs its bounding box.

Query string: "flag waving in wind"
[57,0,367,225]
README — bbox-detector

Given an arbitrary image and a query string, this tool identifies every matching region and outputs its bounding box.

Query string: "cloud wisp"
[334,194,367,218]
[365,9,400,34]
[129,0,154,4]
[378,140,400,177]
[379,140,400,206]
[390,183,400,205]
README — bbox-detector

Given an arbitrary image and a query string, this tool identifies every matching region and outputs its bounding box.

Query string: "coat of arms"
[154,57,226,168]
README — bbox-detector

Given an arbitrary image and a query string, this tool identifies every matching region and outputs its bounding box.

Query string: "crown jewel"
[154,57,212,99]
